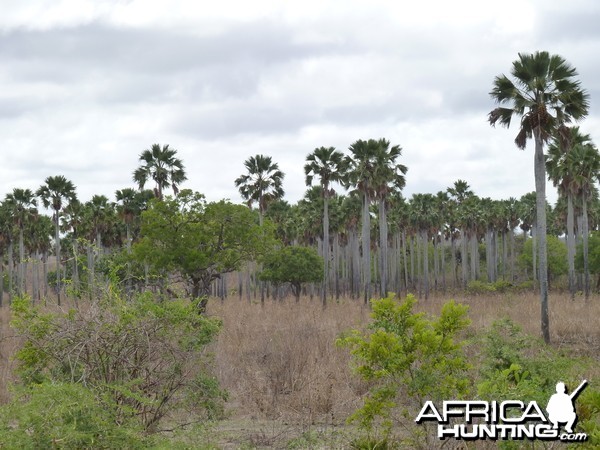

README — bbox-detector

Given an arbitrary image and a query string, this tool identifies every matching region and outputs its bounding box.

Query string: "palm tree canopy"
[234,154,285,213]
[546,127,594,195]
[133,143,187,199]
[304,146,346,195]
[488,51,589,148]
[344,138,407,199]
[36,175,77,213]
[5,188,38,229]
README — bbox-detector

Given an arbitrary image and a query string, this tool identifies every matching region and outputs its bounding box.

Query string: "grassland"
[1,291,599,448]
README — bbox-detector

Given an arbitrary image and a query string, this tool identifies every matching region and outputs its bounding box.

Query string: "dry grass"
[207,291,600,426]
[1,290,599,447]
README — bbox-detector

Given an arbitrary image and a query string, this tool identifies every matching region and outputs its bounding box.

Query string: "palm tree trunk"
[333,233,340,300]
[378,199,388,297]
[19,227,25,295]
[350,228,359,298]
[42,251,48,300]
[582,191,590,301]
[567,192,576,300]
[322,194,329,307]
[510,229,515,282]
[470,233,477,281]
[450,234,457,288]
[460,229,468,287]
[54,213,61,305]
[362,191,371,304]
[422,230,429,300]
[440,233,446,293]
[534,131,550,344]
[8,241,14,304]
[402,230,409,296]
[410,234,415,290]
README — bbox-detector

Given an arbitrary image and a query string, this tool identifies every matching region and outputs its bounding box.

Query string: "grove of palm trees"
[1,51,599,448]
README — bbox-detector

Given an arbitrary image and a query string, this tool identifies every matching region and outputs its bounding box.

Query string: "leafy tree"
[489,51,589,343]
[520,234,567,284]
[235,154,285,226]
[133,143,187,200]
[259,246,324,302]
[133,190,273,312]
[576,231,600,291]
[36,175,77,305]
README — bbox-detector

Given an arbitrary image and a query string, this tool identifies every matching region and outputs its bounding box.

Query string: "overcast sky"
[1,0,599,208]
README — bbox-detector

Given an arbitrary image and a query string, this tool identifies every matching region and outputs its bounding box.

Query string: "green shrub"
[9,293,226,435]
[466,280,496,295]
[0,382,147,449]
[337,294,471,447]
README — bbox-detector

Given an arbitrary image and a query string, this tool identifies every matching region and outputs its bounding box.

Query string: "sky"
[1,0,599,208]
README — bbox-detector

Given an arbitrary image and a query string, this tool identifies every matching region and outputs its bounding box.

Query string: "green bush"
[466,280,496,295]
[0,382,147,449]
[9,292,226,436]
[337,294,471,447]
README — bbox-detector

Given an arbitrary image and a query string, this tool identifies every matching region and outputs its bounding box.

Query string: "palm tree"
[488,51,589,343]
[448,180,474,288]
[371,140,407,297]
[37,175,77,305]
[133,143,187,200]
[115,188,139,253]
[235,154,285,226]
[4,188,38,294]
[546,127,592,300]
[568,140,600,300]
[344,139,380,304]
[304,146,346,306]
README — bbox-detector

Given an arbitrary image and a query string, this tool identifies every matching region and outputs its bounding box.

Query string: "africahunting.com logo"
[415,380,588,442]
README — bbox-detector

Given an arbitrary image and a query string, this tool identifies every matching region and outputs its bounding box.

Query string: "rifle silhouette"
[570,380,588,401]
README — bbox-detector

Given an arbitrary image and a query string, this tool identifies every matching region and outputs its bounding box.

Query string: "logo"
[415,380,588,442]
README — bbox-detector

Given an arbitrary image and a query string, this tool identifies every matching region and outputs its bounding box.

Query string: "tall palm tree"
[568,140,600,300]
[37,175,77,305]
[304,146,346,306]
[4,188,38,294]
[0,203,12,306]
[448,180,474,288]
[115,188,139,252]
[235,154,285,226]
[133,143,187,200]
[546,127,592,300]
[489,51,589,343]
[344,139,380,304]
[372,140,407,297]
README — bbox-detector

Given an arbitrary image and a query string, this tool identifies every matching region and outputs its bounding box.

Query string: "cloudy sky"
[1,0,599,207]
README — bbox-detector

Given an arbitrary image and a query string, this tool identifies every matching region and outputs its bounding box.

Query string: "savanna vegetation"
[0,51,599,448]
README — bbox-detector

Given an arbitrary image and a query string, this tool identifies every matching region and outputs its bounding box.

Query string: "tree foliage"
[259,246,324,301]
[520,234,568,282]
[337,294,471,445]
[9,292,225,436]
[133,190,274,311]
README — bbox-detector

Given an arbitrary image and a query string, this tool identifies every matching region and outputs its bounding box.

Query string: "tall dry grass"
[1,290,599,431]
[208,291,600,426]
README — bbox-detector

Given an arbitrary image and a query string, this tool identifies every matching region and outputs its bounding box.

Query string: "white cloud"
[0,0,597,211]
